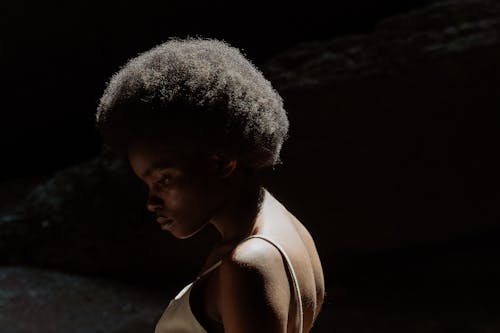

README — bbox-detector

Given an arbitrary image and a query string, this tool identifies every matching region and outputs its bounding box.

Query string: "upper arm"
[217,243,291,333]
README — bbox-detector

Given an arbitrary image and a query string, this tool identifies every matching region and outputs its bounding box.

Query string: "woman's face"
[128,139,225,239]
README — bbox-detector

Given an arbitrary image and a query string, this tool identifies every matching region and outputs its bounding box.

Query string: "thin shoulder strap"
[241,235,304,333]
[195,260,223,281]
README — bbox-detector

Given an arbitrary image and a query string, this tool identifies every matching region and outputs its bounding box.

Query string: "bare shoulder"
[227,237,285,269]
[216,239,291,333]
[220,237,292,302]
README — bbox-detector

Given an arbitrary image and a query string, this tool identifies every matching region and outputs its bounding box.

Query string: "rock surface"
[0,266,166,333]
[261,0,500,256]
[263,0,500,89]
[1,0,499,279]
[0,147,216,282]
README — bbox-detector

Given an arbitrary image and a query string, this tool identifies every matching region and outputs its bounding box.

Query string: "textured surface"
[0,267,167,333]
[261,0,500,255]
[263,0,500,90]
[0,147,215,281]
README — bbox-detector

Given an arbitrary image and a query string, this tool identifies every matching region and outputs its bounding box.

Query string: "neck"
[209,169,265,243]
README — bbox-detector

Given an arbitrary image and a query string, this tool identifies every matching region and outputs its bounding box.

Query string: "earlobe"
[222,159,237,178]
[212,153,237,178]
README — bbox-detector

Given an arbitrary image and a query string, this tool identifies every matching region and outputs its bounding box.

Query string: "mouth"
[156,216,175,230]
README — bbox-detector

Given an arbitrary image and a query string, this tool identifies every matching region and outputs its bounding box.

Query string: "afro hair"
[96,37,288,168]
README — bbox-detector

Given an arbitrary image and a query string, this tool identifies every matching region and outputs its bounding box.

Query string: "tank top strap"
[239,235,304,333]
[195,260,223,281]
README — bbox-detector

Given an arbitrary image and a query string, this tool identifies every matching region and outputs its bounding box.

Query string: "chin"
[171,221,209,239]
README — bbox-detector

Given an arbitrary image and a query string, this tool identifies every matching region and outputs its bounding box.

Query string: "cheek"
[160,184,204,213]
[179,178,221,211]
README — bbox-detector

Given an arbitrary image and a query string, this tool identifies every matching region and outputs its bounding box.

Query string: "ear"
[211,153,237,178]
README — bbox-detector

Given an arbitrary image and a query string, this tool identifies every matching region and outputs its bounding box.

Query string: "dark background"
[2,0,500,332]
[2,0,436,178]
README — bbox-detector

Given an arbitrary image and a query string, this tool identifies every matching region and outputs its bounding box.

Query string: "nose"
[146,193,164,213]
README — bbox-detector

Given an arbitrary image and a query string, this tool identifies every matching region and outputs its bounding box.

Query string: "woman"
[96,38,325,333]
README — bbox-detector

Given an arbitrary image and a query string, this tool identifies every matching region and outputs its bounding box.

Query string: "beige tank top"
[154,235,304,333]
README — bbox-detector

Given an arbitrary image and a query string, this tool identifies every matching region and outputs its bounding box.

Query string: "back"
[196,190,325,333]
[254,192,325,332]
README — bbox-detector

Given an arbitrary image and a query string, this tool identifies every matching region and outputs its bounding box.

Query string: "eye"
[156,174,171,187]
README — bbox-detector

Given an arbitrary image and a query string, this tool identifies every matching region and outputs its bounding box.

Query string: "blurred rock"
[0,147,216,282]
[264,0,500,89]
[0,177,48,215]
[0,266,167,333]
[1,0,499,281]
[262,0,500,255]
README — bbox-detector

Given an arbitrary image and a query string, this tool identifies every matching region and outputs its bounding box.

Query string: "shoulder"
[216,238,291,332]
[227,237,284,269]
[220,237,293,293]
[220,237,290,296]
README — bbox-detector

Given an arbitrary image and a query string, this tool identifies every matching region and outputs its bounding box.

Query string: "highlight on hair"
[96,37,288,168]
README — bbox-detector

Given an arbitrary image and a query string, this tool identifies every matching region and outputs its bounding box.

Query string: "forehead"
[127,139,204,178]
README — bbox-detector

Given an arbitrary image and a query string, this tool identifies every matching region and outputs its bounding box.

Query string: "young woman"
[96,38,324,333]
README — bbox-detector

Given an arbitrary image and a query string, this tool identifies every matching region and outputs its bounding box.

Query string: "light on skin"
[128,138,325,332]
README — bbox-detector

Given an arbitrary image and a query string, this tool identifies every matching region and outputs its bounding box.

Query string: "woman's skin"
[128,138,325,333]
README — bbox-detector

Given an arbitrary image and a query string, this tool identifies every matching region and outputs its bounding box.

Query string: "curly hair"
[96,37,288,168]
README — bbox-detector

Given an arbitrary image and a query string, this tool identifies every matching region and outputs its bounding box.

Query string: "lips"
[156,216,175,229]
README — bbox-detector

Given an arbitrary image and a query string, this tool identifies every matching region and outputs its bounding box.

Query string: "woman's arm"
[217,242,292,333]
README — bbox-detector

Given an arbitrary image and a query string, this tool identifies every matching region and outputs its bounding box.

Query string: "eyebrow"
[142,161,172,179]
